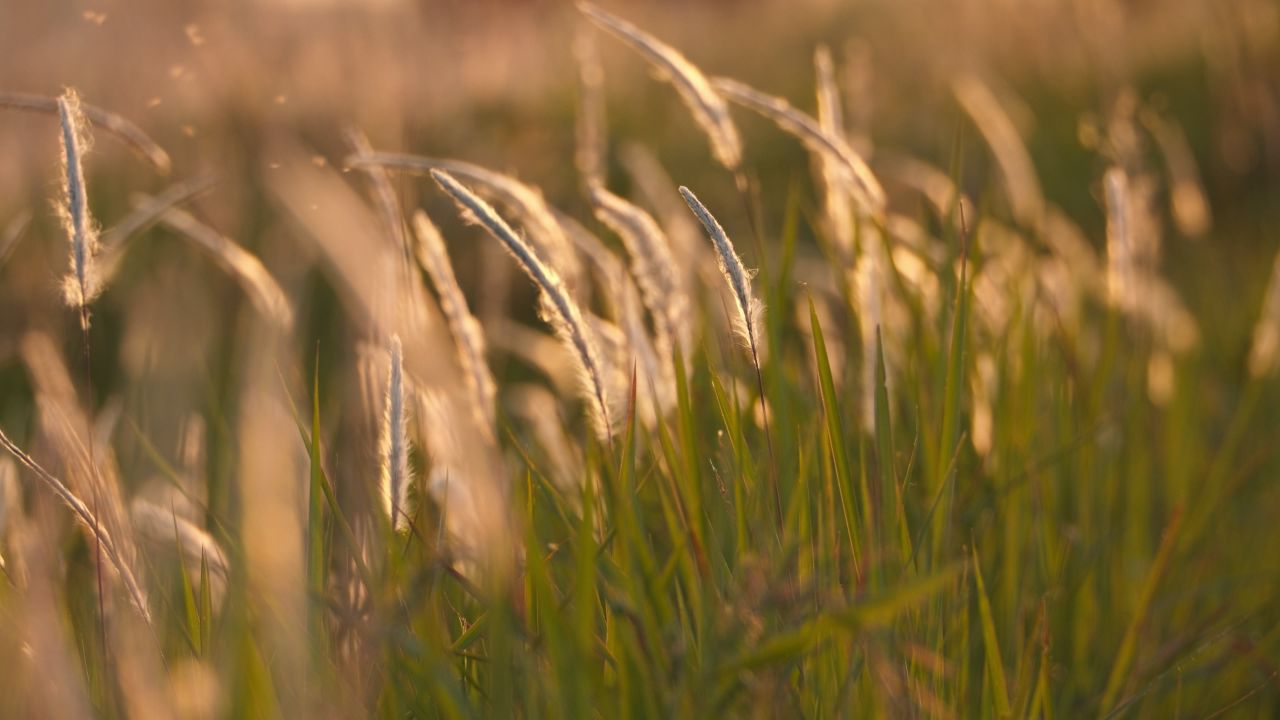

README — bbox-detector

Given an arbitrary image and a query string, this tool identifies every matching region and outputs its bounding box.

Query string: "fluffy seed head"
[56,89,101,313]
[678,186,762,352]
[432,169,615,438]
[713,76,885,215]
[579,2,742,171]
[589,184,691,356]
[380,335,410,531]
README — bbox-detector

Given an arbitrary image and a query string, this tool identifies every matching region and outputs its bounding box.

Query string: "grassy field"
[0,1,1278,717]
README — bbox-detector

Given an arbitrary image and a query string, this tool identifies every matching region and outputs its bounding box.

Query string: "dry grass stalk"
[152,204,294,331]
[412,210,498,435]
[588,184,691,355]
[557,214,672,421]
[680,185,779,517]
[95,175,218,285]
[433,169,615,439]
[346,153,582,289]
[814,45,856,258]
[19,333,149,618]
[579,2,742,172]
[713,76,885,215]
[346,128,424,334]
[0,90,171,173]
[618,143,713,303]
[0,427,151,624]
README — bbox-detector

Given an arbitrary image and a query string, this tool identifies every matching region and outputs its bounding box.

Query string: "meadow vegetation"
[0,1,1277,717]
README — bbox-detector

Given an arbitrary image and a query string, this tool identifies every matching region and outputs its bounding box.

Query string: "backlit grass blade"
[971,544,1012,719]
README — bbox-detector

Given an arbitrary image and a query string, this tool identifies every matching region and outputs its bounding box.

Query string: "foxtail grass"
[380,335,411,532]
[0,427,151,624]
[814,45,856,258]
[0,90,171,173]
[56,89,101,322]
[713,76,885,215]
[433,169,615,439]
[588,184,691,355]
[678,185,778,520]
[346,153,582,290]
[579,2,742,172]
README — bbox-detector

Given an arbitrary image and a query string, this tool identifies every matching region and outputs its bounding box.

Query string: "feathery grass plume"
[151,204,294,331]
[814,45,856,258]
[0,208,32,269]
[56,89,102,318]
[681,185,777,496]
[588,184,692,354]
[552,206,662,393]
[1248,250,1280,378]
[20,332,150,614]
[953,74,1044,227]
[584,312,636,423]
[1103,169,1199,354]
[1,90,171,173]
[412,210,498,435]
[578,2,742,172]
[574,26,608,189]
[1139,108,1211,238]
[0,426,151,624]
[1103,167,1137,312]
[678,186,762,351]
[432,169,615,439]
[557,213,673,420]
[713,76,886,215]
[346,154,582,290]
[380,335,411,532]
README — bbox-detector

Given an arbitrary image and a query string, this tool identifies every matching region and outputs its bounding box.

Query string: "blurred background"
[1,1,1279,716]
[1,0,1277,490]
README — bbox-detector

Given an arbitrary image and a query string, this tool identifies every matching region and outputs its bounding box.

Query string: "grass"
[1,3,1278,718]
